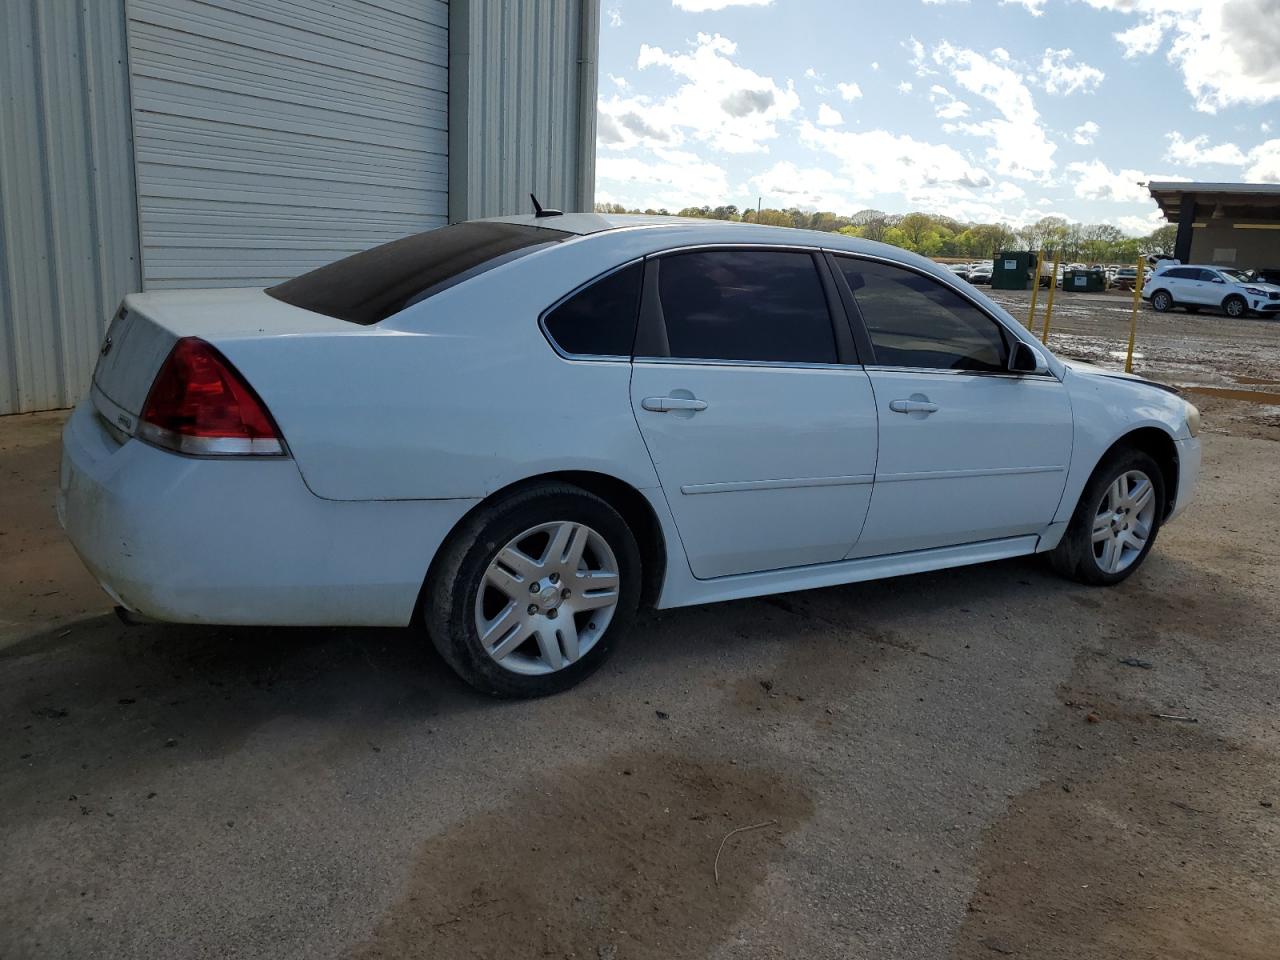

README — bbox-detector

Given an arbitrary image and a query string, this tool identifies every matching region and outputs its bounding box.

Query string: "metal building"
[1147,182,1280,270]
[0,0,599,415]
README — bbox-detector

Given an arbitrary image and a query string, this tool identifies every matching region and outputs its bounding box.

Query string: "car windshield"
[1218,269,1249,282]
[266,222,571,325]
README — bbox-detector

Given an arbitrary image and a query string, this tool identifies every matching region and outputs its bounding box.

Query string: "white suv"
[1144,264,1280,318]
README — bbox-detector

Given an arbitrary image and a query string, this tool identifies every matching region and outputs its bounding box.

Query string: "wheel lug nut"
[547,608,558,620]
[527,604,538,615]
[550,572,560,584]
[561,588,571,599]
[529,582,539,594]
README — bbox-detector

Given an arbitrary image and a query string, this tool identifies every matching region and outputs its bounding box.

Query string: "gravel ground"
[2,301,1278,959]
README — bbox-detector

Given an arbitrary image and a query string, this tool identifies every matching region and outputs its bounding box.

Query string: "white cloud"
[804,67,819,80]
[1001,0,1046,14]
[608,73,629,90]
[1067,161,1152,203]
[1117,210,1168,236]
[931,42,1057,181]
[597,33,801,154]
[799,121,995,198]
[607,5,623,27]
[1165,132,1248,166]
[871,62,880,71]
[672,0,773,9]
[897,81,913,93]
[929,84,971,120]
[816,104,844,127]
[836,82,862,101]
[1072,120,1100,145]
[596,147,732,209]
[1037,48,1105,95]
[1083,1,1280,112]
[750,161,860,211]
[1164,133,1280,182]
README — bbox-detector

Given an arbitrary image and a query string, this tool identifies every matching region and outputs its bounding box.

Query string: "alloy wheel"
[1091,469,1157,575]
[473,521,621,676]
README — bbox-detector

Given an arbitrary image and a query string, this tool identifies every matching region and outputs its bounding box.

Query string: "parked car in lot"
[967,263,993,285]
[946,263,971,281]
[1143,264,1280,318]
[1112,266,1140,290]
[59,214,1202,697]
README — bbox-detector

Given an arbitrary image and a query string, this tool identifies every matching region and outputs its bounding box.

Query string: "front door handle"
[889,399,939,415]
[641,396,708,413]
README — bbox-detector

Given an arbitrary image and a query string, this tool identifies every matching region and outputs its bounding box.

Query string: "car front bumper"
[1169,436,1201,522]
[57,401,478,626]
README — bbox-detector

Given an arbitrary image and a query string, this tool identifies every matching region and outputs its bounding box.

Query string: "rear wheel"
[1050,449,1165,586]
[1150,290,1173,312]
[424,483,641,697]
[1223,295,1248,319]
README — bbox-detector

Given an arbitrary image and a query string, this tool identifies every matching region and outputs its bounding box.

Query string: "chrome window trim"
[823,248,1062,381]
[862,364,1057,380]
[632,356,862,372]
[538,257,645,363]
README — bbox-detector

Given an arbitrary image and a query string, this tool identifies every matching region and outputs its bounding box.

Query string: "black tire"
[424,483,642,698]
[1049,448,1166,586]
[1223,295,1248,319]
[1150,289,1173,312]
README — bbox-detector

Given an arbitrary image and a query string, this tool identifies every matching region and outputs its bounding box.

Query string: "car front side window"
[653,250,837,364]
[835,256,1009,372]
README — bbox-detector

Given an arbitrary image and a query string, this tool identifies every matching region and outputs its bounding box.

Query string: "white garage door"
[126,0,448,289]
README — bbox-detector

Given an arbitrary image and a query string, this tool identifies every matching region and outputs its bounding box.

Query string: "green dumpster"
[1063,268,1106,292]
[992,251,1037,290]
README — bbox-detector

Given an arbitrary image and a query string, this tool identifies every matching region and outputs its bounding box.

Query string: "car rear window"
[266,222,571,325]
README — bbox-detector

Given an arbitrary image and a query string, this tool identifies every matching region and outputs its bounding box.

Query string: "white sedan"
[60,214,1201,697]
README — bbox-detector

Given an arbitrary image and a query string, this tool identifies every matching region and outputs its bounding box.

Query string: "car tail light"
[138,338,286,456]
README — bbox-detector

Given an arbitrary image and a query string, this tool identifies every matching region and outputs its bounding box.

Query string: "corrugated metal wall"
[0,0,140,415]
[125,0,450,289]
[449,0,598,221]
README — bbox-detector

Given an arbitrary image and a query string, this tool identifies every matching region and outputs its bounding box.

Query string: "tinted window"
[266,222,570,325]
[1166,267,1197,280]
[836,257,1009,372]
[544,264,642,357]
[656,250,836,364]
[1199,269,1223,282]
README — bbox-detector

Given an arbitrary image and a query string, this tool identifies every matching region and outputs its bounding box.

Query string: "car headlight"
[1185,401,1201,438]
[1244,286,1267,296]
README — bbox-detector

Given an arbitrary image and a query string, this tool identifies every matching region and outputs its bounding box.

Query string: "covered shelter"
[1147,182,1280,270]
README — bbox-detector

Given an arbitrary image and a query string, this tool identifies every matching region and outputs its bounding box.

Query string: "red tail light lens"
[139,338,286,456]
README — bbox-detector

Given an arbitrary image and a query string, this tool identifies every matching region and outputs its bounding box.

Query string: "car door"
[829,254,1074,558]
[629,247,878,580]
[1199,268,1228,307]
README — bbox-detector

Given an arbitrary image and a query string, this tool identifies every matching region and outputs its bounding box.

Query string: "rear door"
[629,247,877,579]
[831,255,1073,557]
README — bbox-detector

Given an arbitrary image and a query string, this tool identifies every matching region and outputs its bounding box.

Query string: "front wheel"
[1049,449,1165,586]
[1223,295,1248,319]
[1150,290,1173,312]
[424,483,641,697]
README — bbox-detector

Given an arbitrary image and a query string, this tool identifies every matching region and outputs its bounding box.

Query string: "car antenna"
[530,193,563,218]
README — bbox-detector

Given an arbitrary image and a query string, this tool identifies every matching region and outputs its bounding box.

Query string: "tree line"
[594,202,1178,264]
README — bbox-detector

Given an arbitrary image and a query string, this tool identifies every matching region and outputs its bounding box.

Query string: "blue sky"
[595,0,1280,234]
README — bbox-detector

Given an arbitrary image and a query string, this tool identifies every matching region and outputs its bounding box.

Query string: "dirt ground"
[2,299,1279,959]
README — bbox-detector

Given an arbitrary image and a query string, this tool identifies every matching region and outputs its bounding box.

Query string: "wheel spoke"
[574,589,618,612]
[485,564,526,600]
[497,546,541,581]
[1129,479,1153,514]
[544,522,579,567]
[557,618,580,664]
[1122,530,1145,552]
[1100,536,1121,573]
[1091,515,1112,543]
[489,619,533,662]
[1107,478,1124,512]
[533,626,564,671]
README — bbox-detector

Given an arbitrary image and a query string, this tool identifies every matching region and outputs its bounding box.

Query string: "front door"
[830,255,1074,557]
[630,248,878,579]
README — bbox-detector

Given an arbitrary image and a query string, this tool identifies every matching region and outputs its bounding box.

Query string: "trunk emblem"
[100,336,113,357]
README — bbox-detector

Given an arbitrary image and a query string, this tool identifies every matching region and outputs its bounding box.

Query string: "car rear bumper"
[1169,436,1200,522]
[57,401,478,626]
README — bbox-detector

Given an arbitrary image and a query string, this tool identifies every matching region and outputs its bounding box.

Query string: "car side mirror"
[1211,277,1225,283]
[1009,341,1045,374]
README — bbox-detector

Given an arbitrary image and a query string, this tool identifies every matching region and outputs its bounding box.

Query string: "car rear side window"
[543,264,643,358]
[266,222,570,325]
[836,256,1009,372]
[654,250,836,364]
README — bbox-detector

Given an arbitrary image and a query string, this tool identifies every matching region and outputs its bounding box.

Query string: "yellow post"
[1041,250,1062,344]
[1125,254,1143,374]
[1026,249,1042,328]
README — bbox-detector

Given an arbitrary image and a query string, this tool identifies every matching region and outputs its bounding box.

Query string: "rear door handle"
[641,396,708,413]
[889,399,939,414]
